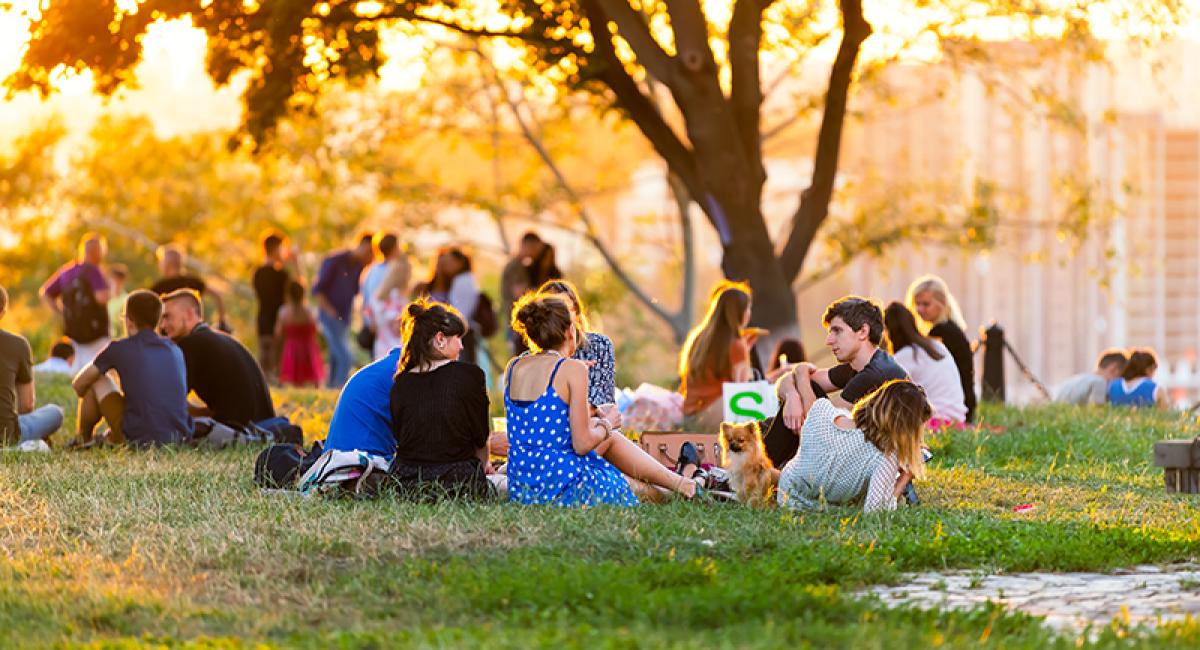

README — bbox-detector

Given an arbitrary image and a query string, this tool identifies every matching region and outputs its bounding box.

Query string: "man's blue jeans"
[319,311,352,389]
[18,404,65,442]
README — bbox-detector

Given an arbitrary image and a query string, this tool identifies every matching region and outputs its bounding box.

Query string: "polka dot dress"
[505,357,638,507]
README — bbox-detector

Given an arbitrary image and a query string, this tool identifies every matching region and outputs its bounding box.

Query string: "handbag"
[355,325,376,352]
[638,431,724,468]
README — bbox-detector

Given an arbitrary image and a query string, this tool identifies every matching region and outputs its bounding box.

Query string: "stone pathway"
[864,565,1200,632]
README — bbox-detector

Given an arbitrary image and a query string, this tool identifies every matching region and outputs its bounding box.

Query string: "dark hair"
[1122,349,1158,381]
[884,302,944,361]
[512,294,573,353]
[125,289,164,329]
[375,233,399,258]
[398,298,468,374]
[529,245,562,286]
[824,296,884,346]
[109,263,128,281]
[0,284,7,314]
[358,233,374,248]
[50,338,75,360]
[420,246,472,295]
[262,230,284,255]
[520,231,543,245]
[1097,349,1128,372]
[769,338,806,371]
[162,288,204,319]
[286,280,306,304]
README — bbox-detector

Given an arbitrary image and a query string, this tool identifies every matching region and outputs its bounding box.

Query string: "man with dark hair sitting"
[34,338,75,375]
[71,290,192,447]
[158,289,276,429]
[1055,349,1128,405]
[764,296,909,468]
[1,284,66,447]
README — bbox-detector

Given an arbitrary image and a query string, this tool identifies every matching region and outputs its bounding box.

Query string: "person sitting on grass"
[386,300,494,499]
[33,338,75,376]
[884,302,966,425]
[777,375,930,512]
[488,279,618,458]
[1108,348,1169,409]
[323,346,401,462]
[765,296,908,468]
[71,290,192,448]
[0,285,65,447]
[504,294,703,506]
[1055,349,1127,406]
[159,289,276,429]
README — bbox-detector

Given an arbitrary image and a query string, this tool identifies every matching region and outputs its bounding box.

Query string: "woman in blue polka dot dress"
[505,294,702,506]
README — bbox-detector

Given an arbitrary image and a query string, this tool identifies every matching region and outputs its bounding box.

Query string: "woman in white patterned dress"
[777,369,930,512]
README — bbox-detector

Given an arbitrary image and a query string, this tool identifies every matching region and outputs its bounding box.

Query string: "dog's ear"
[719,421,731,436]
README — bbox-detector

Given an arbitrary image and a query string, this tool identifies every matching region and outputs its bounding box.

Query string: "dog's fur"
[718,421,780,507]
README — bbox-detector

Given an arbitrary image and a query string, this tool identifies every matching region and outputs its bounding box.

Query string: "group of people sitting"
[1055,347,1169,409]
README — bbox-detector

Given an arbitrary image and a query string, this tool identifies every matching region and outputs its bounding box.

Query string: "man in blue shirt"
[313,234,374,388]
[72,290,192,447]
[324,346,400,460]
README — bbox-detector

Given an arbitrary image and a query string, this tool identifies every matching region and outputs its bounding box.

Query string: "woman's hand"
[488,430,510,457]
[595,403,622,431]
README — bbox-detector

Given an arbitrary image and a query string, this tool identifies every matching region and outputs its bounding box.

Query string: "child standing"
[276,281,325,387]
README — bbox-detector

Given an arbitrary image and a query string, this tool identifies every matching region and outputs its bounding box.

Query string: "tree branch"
[594,0,678,87]
[777,0,871,284]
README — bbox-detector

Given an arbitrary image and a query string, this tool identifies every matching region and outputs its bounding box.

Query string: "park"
[2,0,1200,647]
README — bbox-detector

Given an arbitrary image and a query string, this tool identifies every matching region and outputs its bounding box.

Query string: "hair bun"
[407,302,426,318]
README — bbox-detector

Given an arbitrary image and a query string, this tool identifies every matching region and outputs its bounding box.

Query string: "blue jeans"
[319,311,352,389]
[18,404,64,442]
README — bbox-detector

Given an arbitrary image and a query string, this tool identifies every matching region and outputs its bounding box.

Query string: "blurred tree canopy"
[6,0,1187,338]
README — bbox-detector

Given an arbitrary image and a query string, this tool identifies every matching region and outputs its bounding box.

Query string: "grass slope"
[1,376,1198,648]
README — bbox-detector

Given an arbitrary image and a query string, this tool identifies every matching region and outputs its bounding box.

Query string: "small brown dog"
[718,421,780,507]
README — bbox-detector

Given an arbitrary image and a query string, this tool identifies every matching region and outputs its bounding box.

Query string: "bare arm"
[828,394,853,410]
[72,365,103,397]
[41,293,62,317]
[16,382,34,414]
[563,361,607,455]
[210,288,227,322]
[314,293,338,319]
[731,359,753,383]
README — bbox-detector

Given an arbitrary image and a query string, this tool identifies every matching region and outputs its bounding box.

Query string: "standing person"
[414,247,480,367]
[1108,348,1169,409]
[776,376,930,513]
[883,302,967,425]
[527,243,563,290]
[1056,350,1128,406]
[767,296,908,468]
[150,244,229,331]
[504,294,702,506]
[275,281,325,388]
[368,257,411,360]
[313,234,374,388]
[387,300,494,498]
[159,289,276,428]
[359,232,405,351]
[253,231,290,381]
[70,290,192,448]
[40,233,112,373]
[500,232,546,355]
[0,285,65,446]
[105,264,129,341]
[906,275,976,422]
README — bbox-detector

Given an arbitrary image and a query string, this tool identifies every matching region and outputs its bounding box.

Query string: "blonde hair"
[679,280,751,389]
[853,380,931,480]
[375,256,412,302]
[905,274,966,334]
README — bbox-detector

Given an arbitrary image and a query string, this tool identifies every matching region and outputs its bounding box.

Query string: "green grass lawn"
[2,376,1199,648]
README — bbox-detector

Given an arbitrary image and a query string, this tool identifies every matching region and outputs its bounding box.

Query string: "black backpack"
[472,291,499,338]
[62,270,109,343]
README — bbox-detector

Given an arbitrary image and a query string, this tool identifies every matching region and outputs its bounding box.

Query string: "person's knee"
[44,404,65,429]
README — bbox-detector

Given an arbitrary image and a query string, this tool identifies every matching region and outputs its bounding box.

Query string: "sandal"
[675,442,702,476]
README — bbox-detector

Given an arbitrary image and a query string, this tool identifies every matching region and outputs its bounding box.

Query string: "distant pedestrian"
[368,257,412,360]
[105,263,129,340]
[414,247,480,367]
[1055,349,1128,406]
[151,244,229,331]
[906,275,976,422]
[313,234,374,388]
[275,281,325,388]
[253,231,290,380]
[500,232,546,354]
[359,232,407,357]
[40,232,111,372]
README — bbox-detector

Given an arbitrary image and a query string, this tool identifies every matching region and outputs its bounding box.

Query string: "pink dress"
[280,321,325,387]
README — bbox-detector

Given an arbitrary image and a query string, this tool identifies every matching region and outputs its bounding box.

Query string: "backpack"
[61,269,109,343]
[472,291,499,338]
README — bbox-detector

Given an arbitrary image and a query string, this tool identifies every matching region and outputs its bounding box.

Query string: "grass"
[2,376,1199,648]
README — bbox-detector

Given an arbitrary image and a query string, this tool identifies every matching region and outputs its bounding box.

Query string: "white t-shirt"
[892,340,967,423]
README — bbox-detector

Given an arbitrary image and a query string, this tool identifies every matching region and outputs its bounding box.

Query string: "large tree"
[7,0,1183,337]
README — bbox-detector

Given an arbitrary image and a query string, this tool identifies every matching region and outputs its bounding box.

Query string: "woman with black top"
[387,299,493,499]
[905,275,976,422]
